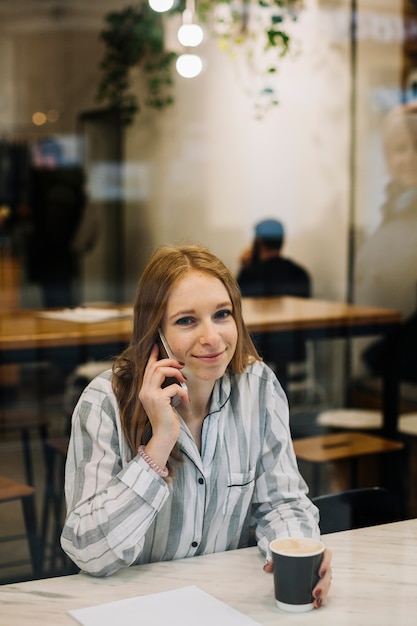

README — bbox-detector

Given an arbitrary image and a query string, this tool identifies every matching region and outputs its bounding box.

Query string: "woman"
[355,103,417,320]
[61,244,331,608]
[355,104,417,380]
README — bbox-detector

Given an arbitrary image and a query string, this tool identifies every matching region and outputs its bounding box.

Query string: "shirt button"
[198,477,204,484]
[191,541,198,548]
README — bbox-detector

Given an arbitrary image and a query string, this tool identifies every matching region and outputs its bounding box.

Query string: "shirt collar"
[207,370,232,416]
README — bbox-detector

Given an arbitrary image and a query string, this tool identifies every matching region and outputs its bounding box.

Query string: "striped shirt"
[61,360,319,577]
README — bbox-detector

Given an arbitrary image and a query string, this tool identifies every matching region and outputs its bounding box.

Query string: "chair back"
[312,487,399,534]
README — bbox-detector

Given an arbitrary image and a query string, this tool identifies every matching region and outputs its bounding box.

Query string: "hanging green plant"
[198,0,303,117]
[198,0,301,55]
[96,1,303,124]
[96,4,177,125]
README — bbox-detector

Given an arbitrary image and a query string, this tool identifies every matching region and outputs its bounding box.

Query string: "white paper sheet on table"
[68,584,261,626]
[37,307,132,323]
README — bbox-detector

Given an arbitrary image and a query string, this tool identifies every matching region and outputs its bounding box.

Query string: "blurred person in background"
[237,218,311,385]
[355,104,417,383]
[26,136,98,309]
[237,218,311,300]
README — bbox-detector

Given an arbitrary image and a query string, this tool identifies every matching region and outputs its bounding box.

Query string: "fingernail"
[320,568,326,578]
[317,597,322,608]
[178,361,185,366]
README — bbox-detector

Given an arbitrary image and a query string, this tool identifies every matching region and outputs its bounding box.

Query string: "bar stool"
[399,413,417,435]
[39,361,111,575]
[316,408,383,431]
[0,475,40,580]
[64,360,113,414]
[41,436,69,574]
[293,431,404,497]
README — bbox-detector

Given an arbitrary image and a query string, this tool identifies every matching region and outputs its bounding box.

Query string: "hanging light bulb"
[175,0,204,78]
[176,53,203,78]
[148,0,174,13]
[178,23,204,47]
[178,8,203,47]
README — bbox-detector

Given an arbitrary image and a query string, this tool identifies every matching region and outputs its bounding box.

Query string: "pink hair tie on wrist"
[138,445,169,478]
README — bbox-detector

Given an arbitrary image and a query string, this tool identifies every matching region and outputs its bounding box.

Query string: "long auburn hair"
[112,244,260,459]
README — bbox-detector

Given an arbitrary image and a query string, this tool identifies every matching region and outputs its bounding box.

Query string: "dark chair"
[40,412,78,577]
[0,475,41,581]
[312,487,400,534]
[40,436,69,574]
[0,409,49,486]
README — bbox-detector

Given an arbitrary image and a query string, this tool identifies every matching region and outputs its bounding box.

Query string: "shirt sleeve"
[60,376,170,576]
[251,372,320,559]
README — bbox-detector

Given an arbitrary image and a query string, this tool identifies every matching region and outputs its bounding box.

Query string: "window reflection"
[355,104,417,319]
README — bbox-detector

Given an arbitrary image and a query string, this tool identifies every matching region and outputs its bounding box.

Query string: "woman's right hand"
[138,344,188,463]
[239,245,254,269]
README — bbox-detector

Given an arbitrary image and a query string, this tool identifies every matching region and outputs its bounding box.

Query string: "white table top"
[1,518,416,625]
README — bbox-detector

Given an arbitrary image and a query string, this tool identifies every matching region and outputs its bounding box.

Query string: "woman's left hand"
[311,548,332,608]
[263,547,332,609]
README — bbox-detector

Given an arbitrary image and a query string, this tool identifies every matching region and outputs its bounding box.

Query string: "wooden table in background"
[242,297,402,437]
[241,296,400,336]
[0,297,402,435]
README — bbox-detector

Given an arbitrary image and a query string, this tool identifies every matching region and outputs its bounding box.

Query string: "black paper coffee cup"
[270,537,325,612]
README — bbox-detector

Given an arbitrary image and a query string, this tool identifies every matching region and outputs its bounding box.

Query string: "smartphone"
[157,329,188,406]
